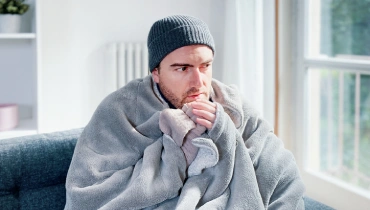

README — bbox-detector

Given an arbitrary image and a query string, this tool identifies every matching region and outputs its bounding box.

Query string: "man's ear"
[152,68,160,83]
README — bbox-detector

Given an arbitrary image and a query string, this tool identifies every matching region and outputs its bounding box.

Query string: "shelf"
[0,119,37,140]
[0,33,36,39]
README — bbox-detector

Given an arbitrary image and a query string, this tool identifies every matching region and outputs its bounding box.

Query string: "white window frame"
[292,1,370,209]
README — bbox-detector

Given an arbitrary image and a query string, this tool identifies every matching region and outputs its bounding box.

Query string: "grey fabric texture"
[159,108,195,147]
[64,75,306,209]
[181,103,207,166]
[0,128,82,210]
[182,123,206,166]
[181,104,208,166]
[159,106,206,166]
[147,15,215,72]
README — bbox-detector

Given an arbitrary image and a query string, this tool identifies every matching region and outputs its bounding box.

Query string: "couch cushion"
[304,196,334,210]
[0,128,83,210]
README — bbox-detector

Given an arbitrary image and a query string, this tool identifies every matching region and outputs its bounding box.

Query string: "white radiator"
[105,42,149,90]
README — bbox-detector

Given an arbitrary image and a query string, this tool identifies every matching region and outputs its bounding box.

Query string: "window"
[294,0,370,208]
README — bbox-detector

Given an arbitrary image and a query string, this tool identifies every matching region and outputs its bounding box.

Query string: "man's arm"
[190,99,305,209]
[240,101,305,209]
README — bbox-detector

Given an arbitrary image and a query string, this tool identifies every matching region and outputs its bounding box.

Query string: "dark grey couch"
[0,129,334,210]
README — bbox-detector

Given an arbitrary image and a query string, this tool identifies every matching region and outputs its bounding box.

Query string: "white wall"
[0,40,35,119]
[38,0,225,132]
[263,0,276,128]
[207,0,226,81]
[0,0,37,120]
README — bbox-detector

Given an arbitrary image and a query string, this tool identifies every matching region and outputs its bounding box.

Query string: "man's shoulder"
[116,75,151,98]
[211,79,239,93]
[210,78,244,110]
[88,76,154,125]
[211,78,259,115]
[96,76,152,111]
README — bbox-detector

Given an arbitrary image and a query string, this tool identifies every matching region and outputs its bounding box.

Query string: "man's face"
[152,45,213,109]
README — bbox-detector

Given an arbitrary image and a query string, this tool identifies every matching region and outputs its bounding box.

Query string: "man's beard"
[158,82,208,109]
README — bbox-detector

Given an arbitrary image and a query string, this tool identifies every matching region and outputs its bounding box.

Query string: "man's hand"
[189,99,216,129]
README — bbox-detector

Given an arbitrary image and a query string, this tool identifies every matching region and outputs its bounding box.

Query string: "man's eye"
[176,67,188,71]
[201,64,211,69]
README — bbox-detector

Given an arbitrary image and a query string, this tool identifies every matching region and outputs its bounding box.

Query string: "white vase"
[0,14,22,33]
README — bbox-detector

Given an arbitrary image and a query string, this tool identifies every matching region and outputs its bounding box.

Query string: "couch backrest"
[0,129,82,210]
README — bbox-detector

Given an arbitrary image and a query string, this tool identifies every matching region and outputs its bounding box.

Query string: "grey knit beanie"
[147,15,215,72]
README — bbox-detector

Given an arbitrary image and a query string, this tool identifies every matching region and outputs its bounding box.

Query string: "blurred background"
[0,0,369,209]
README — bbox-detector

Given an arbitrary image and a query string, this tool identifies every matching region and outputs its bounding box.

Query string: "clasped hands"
[185,99,216,129]
[159,99,216,166]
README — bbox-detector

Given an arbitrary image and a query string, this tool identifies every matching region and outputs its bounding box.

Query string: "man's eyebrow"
[170,59,214,67]
[170,63,194,67]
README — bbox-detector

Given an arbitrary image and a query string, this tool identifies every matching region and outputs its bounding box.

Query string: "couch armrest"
[0,128,83,210]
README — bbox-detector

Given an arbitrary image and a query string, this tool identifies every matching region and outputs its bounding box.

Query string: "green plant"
[0,0,29,15]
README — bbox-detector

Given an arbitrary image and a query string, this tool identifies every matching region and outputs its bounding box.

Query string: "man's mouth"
[187,93,203,99]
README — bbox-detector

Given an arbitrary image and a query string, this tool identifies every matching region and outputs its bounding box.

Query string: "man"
[65,15,305,209]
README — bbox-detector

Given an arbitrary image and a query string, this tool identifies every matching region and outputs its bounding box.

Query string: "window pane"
[308,68,370,192]
[308,0,370,60]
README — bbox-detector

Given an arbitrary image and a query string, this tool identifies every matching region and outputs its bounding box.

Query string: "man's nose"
[190,68,202,88]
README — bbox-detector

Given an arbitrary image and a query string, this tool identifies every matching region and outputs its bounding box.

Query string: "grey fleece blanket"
[65,75,305,209]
